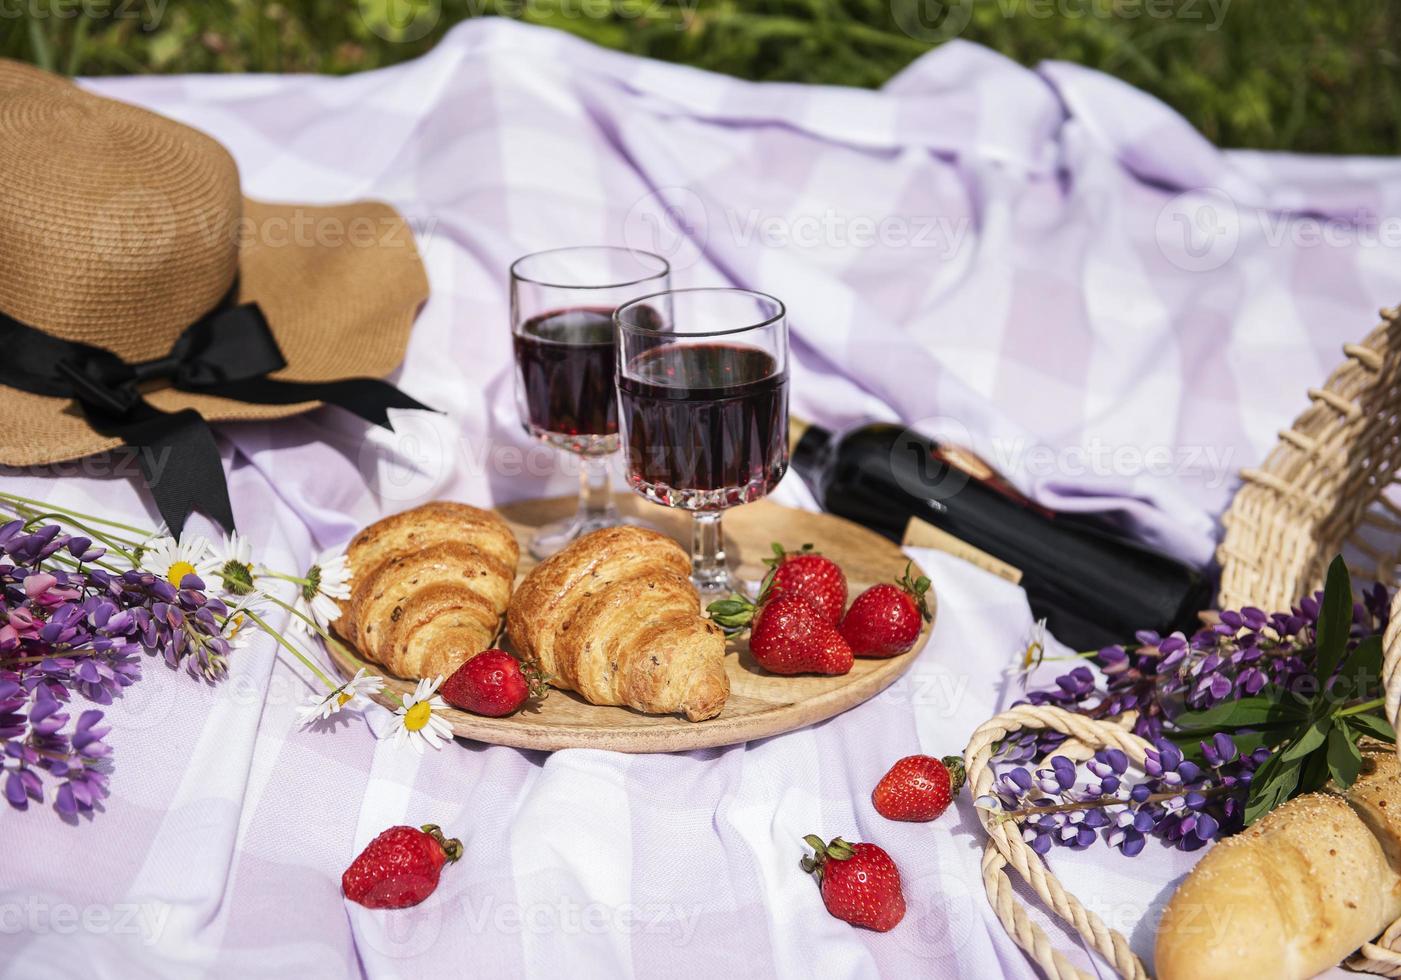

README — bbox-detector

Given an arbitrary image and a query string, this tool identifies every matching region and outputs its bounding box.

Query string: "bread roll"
[507,526,728,721]
[1155,747,1401,980]
[1348,750,1401,868]
[337,502,519,679]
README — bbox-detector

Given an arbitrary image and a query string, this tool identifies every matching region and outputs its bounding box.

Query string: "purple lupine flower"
[1007,582,1389,759]
[990,580,1392,857]
[985,737,1265,857]
[2,518,236,820]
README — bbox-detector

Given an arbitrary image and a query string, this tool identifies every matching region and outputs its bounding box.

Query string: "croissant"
[507,526,729,721]
[336,502,520,680]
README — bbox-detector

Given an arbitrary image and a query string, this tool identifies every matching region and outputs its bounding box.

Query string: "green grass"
[3,0,1398,154]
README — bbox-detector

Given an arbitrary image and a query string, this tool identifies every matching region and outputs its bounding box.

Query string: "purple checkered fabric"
[5,18,1400,978]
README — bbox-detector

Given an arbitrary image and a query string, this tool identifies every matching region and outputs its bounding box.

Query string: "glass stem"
[691,510,728,594]
[578,454,615,525]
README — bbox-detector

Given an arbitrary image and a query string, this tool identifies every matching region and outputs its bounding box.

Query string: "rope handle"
[963,705,1152,979]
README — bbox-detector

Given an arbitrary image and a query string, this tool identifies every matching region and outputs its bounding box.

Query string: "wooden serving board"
[327,494,934,753]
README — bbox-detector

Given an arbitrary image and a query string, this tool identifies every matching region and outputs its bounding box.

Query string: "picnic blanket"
[7,17,1401,979]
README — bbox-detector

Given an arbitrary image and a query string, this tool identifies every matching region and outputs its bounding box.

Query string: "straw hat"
[0,58,430,470]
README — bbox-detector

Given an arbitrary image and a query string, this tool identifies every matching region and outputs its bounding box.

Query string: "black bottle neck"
[789,418,833,484]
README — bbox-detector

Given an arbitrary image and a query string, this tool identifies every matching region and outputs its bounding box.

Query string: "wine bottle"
[788,417,1212,650]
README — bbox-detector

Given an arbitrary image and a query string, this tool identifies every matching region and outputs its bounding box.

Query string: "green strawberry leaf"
[764,542,817,567]
[895,562,933,621]
[825,837,856,861]
[706,597,756,631]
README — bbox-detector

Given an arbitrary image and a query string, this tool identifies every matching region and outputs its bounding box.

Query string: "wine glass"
[614,287,790,598]
[510,246,670,559]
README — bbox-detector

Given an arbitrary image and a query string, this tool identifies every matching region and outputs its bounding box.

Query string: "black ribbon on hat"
[0,285,433,536]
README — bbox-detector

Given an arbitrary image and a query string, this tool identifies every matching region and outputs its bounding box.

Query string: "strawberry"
[709,589,853,676]
[800,835,905,932]
[342,823,462,909]
[440,649,546,717]
[872,754,965,822]
[839,564,932,657]
[763,542,847,625]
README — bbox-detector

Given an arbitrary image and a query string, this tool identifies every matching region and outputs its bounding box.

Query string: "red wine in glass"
[513,306,618,440]
[618,342,789,510]
[509,246,671,559]
[616,285,789,597]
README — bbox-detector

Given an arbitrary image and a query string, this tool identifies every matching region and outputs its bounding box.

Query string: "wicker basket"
[1218,305,1401,612]
[965,305,1401,979]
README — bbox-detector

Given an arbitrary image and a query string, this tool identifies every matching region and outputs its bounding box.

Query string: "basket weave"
[1218,306,1401,611]
[966,305,1401,978]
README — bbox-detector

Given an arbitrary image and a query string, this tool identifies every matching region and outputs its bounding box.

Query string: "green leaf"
[1298,745,1334,795]
[1327,723,1365,788]
[1280,719,1331,762]
[1170,725,1292,760]
[1174,693,1306,730]
[1313,556,1353,684]
[1348,712,1398,744]
[706,599,748,617]
[1244,750,1302,826]
[1340,636,1385,699]
[705,597,756,631]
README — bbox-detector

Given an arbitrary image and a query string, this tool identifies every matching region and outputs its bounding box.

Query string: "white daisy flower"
[291,545,351,635]
[140,533,218,590]
[390,676,453,753]
[220,595,267,652]
[211,531,260,598]
[1007,617,1048,686]
[297,668,384,727]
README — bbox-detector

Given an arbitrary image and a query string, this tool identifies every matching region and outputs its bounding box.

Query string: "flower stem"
[264,570,313,587]
[2,506,140,564]
[241,608,336,690]
[1041,651,1104,664]
[0,491,152,541]
[39,549,122,575]
[261,594,362,665]
[257,595,404,709]
[1001,783,1231,820]
[1338,697,1387,718]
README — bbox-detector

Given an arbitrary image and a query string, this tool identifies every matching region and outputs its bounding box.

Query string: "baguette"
[1155,748,1401,979]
